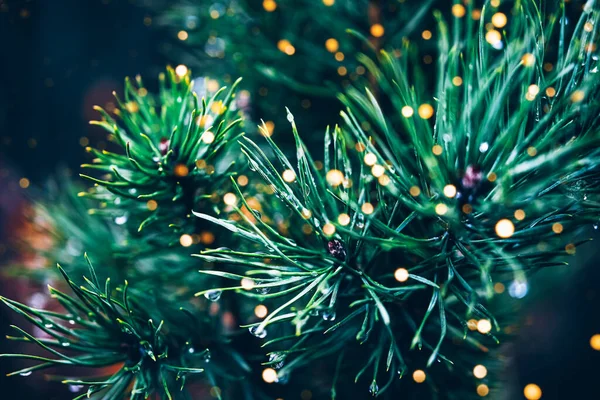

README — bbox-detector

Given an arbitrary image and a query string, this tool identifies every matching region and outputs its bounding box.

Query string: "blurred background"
[0,0,599,398]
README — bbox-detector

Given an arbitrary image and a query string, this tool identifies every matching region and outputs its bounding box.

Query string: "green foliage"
[81,67,245,238]
[151,0,435,142]
[3,1,600,399]
[1,257,250,399]
[193,1,600,397]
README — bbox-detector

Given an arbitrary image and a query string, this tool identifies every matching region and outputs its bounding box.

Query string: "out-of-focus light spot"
[495,219,515,238]
[508,280,528,299]
[325,38,339,52]
[514,209,526,220]
[418,104,434,119]
[485,30,502,45]
[477,319,492,334]
[277,39,295,55]
[19,178,30,188]
[571,90,585,103]
[522,53,535,67]
[473,365,488,379]
[394,268,409,282]
[552,222,563,234]
[326,169,344,186]
[452,4,466,17]
[180,234,193,247]
[370,24,384,37]
[254,304,268,318]
[523,384,542,400]
[282,169,296,183]
[263,0,277,12]
[175,64,188,77]
[174,164,189,177]
[262,368,278,383]
[491,12,507,28]
[177,30,189,41]
[494,282,505,293]
[361,203,374,215]
[410,186,421,196]
[364,153,377,166]
[432,144,443,155]
[401,106,414,117]
[477,384,489,397]
[323,223,336,236]
[241,278,255,290]
[224,192,237,206]
[338,213,350,226]
[413,370,426,383]
[443,184,457,198]
[202,131,215,144]
[146,200,158,211]
[435,203,448,215]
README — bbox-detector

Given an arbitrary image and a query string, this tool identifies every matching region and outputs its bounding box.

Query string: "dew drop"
[61,342,71,347]
[249,326,267,338]
[356,214,365,229]
[68,319,76,325]
[322,310,336,321]
[114,215,128,225]
[369,381,379,396]
[203,348,211,363]
[188,347,195,354]
[44,323,54,329]
[251,209,262,219]
[269,353,285,369]
[479,142,489,153]
[204,290,222,302]
[19,371,32,377]
[255,284,270,295]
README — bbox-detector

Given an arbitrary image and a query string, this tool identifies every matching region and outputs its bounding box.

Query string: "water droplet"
[322,310,336,321]
[479,142,489,153]
[255,284,270,295]
[204,290,222,302]
[594,223,598,230]
[309,308,320,317]
[188,347,195,354]
[369,381,379,396]
[356,214,365,229]
[44,323,54,329]
[269,353,285,369]
[287,113,294,123]
[19,371,32,377]
[203,348,211,362]
[115,215,128,225]
[61,342,70,347]
[249,326,267,338]
[248,161,257,171]
[251,209,262,219]
[68,385,83,393]
[128,188,137,195]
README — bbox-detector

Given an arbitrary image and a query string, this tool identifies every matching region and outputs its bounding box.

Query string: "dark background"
[1,0,599,398]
